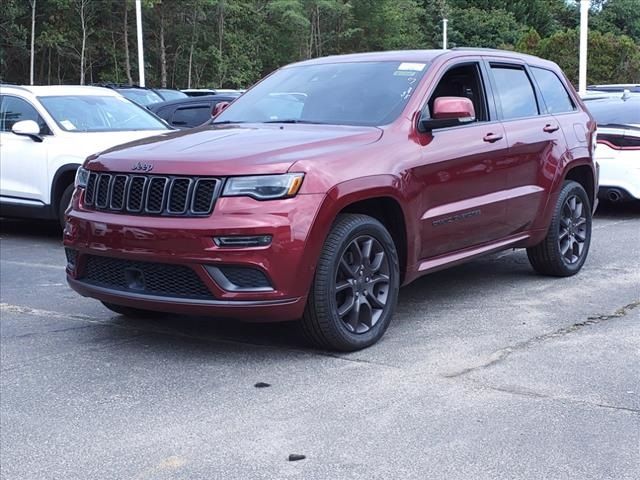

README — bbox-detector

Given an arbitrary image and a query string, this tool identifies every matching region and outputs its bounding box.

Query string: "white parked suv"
[0,85,171,226]
[582,90,640,202]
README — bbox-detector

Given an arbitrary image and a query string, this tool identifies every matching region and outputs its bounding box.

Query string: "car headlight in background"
[222,173,304,200]
[74,167,90,188]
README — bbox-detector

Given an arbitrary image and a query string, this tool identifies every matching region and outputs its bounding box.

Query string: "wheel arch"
[563,162,596,210]
[304,175,415,286]
[51,163,80,218]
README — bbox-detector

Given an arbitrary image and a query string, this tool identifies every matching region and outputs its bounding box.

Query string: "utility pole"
[30,0,36,85]
[442,18,448,50]
[135,0,145,87]
[578,0,589,95]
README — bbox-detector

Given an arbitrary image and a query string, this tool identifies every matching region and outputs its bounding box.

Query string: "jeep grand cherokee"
[64,49,597,351]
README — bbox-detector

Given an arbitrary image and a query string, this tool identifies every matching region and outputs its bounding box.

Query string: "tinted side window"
[154,106,173,122]
[170,105,211,127]
[427,63,489,123]
[531,67,575,114]
[0,96,47,132]
[491,66,539,120]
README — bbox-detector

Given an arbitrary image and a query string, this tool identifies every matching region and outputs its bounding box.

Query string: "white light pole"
[578,0,589,95]
[442,18,448,50]
[135,0,145,87]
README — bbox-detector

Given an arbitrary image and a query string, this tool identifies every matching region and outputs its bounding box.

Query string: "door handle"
[483,133,503,143]
[543,124,560,133]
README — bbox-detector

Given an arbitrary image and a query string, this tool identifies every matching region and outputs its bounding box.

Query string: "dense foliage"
[1,0,639,89]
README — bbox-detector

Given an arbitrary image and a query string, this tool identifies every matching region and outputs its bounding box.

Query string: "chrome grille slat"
[110,175,128,210]
[82,172,220,217]
[95,174,112,209]
[167,178,192,214]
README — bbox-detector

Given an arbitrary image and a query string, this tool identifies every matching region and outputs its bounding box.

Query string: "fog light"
[214,235,272,248]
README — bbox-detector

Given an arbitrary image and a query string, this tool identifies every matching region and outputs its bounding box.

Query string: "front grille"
[218,266,272,289]
[84,172,221,217]
[81,255,214,299]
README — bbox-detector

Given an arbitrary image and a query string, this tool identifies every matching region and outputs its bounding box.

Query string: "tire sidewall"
[322,219,400,349]
[553,182,593,274]
[58,183,74,228]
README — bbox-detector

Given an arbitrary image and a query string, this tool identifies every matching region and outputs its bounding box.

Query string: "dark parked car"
[65,49,597,351]
[94,84,187,106]
[587,84,640,94]
[149,94,239,129]
[182,88,242,97]
[155,88,188,101]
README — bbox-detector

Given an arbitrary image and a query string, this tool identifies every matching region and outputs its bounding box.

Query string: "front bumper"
[64,191,327,322]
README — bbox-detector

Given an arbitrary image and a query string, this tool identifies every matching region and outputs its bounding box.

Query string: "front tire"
[300,214,400,351]
[58,184,74,229]
[527,180,592,276]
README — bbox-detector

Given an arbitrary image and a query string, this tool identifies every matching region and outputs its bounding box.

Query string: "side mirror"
[11,120,43,142]
[212,101,231,118]
[418,96,476,132]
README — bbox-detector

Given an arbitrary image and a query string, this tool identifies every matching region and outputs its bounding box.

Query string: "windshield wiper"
[211,120,246,125]
[263,119,327,124]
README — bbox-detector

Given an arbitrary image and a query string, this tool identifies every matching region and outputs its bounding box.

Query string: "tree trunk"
[124,1,133,84]
[160,8,167,87]
[47,47,51,84]
[29,0,36,85]
[217,1,225,86]
[79,0,87,84]
[188,10,197,89]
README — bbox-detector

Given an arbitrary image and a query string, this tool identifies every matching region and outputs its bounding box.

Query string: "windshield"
[157,89,187,101]
[214,61,429,126]
[38,95,169,132]
[585,98,640,126]
[117,88,164,106]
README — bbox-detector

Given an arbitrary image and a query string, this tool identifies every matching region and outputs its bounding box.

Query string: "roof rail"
[0,83,31,92]
[91,83,150,90]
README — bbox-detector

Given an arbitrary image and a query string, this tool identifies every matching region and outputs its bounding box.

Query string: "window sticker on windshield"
[394,70,417,76]
[60,120,76,130]
[398,62,426,71]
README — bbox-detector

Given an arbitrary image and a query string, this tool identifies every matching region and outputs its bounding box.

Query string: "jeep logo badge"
[132,162,153,172]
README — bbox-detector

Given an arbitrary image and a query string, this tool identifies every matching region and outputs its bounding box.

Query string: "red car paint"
[64,49,597,321]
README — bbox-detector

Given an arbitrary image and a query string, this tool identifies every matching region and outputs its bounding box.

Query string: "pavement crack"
[443,300,640,379]
[473,380,640,415]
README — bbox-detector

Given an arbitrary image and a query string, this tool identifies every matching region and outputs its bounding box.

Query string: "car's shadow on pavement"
[594,199,640,218]
[0,218,61,238]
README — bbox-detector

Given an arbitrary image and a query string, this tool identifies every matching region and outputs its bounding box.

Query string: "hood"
[68,130,170,158]
[86,124,383,175]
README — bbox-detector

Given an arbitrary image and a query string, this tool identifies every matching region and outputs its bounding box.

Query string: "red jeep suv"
[64,49,597,351]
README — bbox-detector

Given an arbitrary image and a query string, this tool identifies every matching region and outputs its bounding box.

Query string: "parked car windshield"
[585,98,640,126]
[38,95,169,132]
[117,88,164,106]
[157,89,188,101]
[214,61,429,126]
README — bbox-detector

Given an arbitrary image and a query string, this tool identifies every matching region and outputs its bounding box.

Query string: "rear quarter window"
[531,67,575,114]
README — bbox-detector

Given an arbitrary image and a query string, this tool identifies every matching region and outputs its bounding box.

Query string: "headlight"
[222,173,304,200]
[74,167,90,188]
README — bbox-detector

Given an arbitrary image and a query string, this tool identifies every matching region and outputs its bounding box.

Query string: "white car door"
[0,95,50,205]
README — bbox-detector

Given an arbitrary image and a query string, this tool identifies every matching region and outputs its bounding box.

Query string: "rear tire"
[58,184,74,229]
[101,301,158,318]
[300,214,400,352]
[527,180,592,276]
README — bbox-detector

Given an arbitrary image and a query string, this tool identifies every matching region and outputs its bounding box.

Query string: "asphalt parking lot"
[1,202,638,480]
